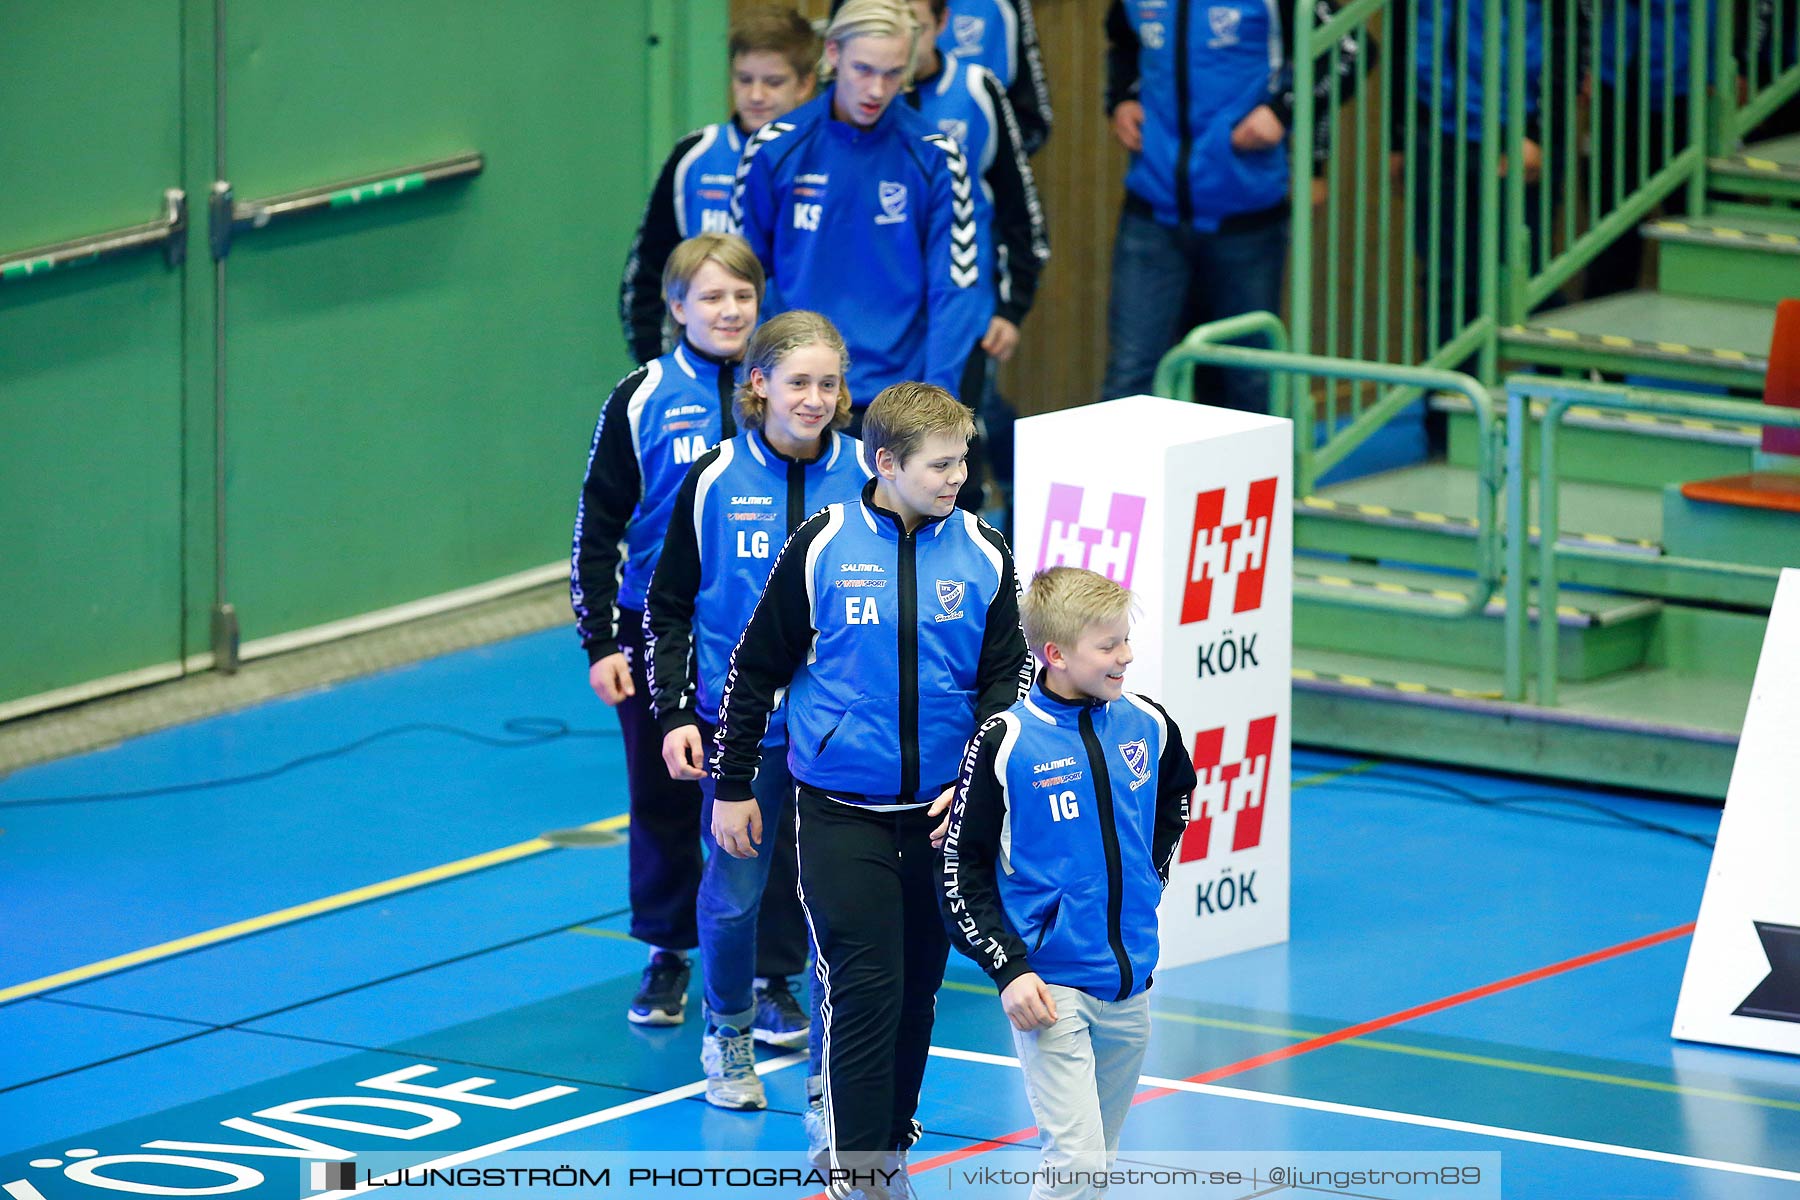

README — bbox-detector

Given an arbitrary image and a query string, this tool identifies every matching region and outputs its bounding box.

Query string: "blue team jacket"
[910,53,1002,326]
[712,481,1031,807]
[1413,1,1546,136]
[570,342,735,658]
[643,428,870,729]
[941,677,1196,1000]
[1119,0,1293,230]
[731,92,988,402]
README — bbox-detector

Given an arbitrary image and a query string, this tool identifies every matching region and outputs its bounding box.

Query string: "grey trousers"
[1010,985,1151,1200]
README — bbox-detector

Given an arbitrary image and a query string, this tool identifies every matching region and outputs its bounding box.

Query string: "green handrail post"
[1504,0,1529,329]
[1289,0,1317,428]
[1689,0,1709,214]
[1503,385,1528,702]
[1712,0,1737,156]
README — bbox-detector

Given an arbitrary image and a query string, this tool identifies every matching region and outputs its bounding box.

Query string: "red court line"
[907,921,1696,1176]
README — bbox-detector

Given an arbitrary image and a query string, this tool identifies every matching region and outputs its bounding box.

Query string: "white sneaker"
[700,1024,766,1110]
[804,1094,829,1167]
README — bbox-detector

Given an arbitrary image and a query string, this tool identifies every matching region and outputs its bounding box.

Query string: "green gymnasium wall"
[0,0,727,712]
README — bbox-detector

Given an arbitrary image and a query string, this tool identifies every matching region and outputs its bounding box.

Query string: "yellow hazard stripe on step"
[1293,667,1503,701]
[1507,325,1767,368]
[1650,220,1800,250]
[1298,572,1476,607]
[1299,496,1476,528]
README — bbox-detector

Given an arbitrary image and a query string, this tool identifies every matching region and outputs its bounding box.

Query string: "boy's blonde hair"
[734,310,855,432]
[729,6,821,83]
[1021,567,1135,662]
[663,232,765,308]
[860,381,974,473]
[820,0,920,85]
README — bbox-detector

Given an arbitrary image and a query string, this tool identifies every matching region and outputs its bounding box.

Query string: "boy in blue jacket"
[732,0,988,408]
[619,7,819,363]
[643,311,871,1110]
[941,566,1196,1199]
[713,380,1030,1194]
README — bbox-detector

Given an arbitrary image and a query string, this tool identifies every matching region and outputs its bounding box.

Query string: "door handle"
[209,151,483,259]
[0,189,187,283]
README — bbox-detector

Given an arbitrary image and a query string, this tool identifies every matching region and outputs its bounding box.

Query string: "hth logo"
[1037,483,1147,590]
[1179,714,1276,862]
[1180,477,1277,624]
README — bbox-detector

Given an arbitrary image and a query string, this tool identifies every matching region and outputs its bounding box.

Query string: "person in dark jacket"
[619,7,818,364]
[713,381,1030,1195]
[942,566,1195,1200]
[1100,0,1368,409]
[644,311,871,1111]
[573,233,804,1036]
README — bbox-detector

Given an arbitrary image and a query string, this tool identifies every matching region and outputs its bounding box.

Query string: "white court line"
[314,1052,805,1197]
[929,1046,1800,1185]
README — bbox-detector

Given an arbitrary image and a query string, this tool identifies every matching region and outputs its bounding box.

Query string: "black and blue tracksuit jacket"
[570,340,735,662]
[906,52,1050,329]
[941,675,1196,1001]
[643,428,871,734]
[712,480,1031,807]
[1105,0,1371,230]
[619,119,751,364]
[730,92,989,402]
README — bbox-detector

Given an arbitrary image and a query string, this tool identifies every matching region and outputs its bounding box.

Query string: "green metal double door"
[1,1,723,712]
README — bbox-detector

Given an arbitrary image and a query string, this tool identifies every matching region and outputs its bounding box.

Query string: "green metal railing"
[1504,376,1800,706]
[1501,0,1712,319]
[1715,0,1800,147]
[1156,314,1506,622]
[1274,1,1734,476]
[1289,0,1503,480]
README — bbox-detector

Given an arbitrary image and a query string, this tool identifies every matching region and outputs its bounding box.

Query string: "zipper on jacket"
[786,459,806,532]
[717,362,737,439]
[1033,897,1061,953]
[898,529,920,798]
[1078,707,1134,1000]
[1173,0,1194,226]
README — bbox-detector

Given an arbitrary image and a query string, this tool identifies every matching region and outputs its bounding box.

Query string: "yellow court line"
[943,984,1800,1114]
[1144,1009,1800,1115]
[0,813,631,1006]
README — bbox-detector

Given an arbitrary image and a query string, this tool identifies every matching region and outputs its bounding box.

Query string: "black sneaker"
[752,977,809,1048]
[628,951,690,1025]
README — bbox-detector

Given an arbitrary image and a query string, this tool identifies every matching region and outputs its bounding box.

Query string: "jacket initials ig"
[942,676,1196,1001]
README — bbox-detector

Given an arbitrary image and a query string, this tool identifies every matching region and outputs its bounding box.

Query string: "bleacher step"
[1645,213,1800,306]
[1662,479,1800,569]
[1292,646,1747,799]
[1709,132,1800,200]
[1433,389,1761,489]
[1500,291,1774,390]
[1294,560,1659,681]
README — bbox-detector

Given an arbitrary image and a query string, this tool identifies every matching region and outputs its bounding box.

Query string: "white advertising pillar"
[1673,568,1800,1055]
[1013,395,1292,967]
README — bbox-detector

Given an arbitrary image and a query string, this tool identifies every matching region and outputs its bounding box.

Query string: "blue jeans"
[1102,196,1288,412]
[697,725,800,1028]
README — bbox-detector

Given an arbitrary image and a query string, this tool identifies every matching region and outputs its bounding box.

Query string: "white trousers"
[1010,985,1151,1200]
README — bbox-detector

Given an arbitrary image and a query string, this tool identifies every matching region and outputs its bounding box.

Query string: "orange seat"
[1679,472,1800,514]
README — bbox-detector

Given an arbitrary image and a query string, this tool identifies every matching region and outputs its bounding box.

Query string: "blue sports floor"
[3,628,1798,1199]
